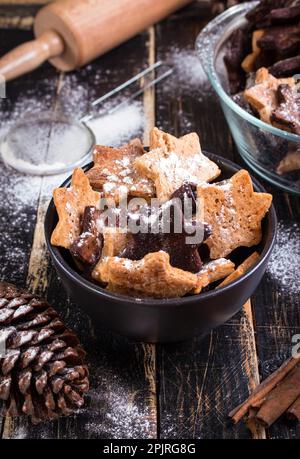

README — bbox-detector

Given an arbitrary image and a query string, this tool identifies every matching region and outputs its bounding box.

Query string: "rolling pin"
[0,0,192,81]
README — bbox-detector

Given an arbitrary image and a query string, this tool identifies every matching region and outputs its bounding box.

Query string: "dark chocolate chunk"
[271,84,300,134]
[269,4,300,25]
[232,91,255,114]
[81,206,101,235]
[224,28,251,94]
[70,232,103,266]
[170,182,197,214]
[269,54,300,77]
[122,198,211,273]
[71,206,103,266]
[246,0,294,28]
[257,26,300,60]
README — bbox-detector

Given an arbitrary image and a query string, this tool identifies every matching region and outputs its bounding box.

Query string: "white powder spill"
[266,221,300,294]
[79,369,155,439]
[165,48,212,97]
[87,101,144,147]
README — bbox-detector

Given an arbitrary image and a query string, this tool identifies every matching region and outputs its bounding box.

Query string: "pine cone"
[0,282,89,424]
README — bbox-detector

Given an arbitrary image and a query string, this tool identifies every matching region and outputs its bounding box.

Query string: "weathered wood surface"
[0,2,299,439]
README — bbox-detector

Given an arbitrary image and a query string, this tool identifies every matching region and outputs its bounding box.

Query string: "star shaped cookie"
[134,128,220,201]
[197,170,272,259]
[86,138,155,202]
[244,67,295,124]
[92,251,198,298]
[51,168,100,249]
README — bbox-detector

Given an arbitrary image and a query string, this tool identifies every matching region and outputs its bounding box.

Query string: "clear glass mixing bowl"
[196,1,300,195]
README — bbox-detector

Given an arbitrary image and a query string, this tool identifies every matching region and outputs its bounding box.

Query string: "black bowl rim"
[45,151,277,307]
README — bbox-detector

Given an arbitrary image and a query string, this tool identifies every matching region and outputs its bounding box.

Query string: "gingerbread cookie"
[51,169,100,249]
[218,252,260,288]
[197,170,272,259]
[193,258,235,294]
[135,128,220,201]
[244,67,295,124]
[92,251,198,298]
[86,138,155,201]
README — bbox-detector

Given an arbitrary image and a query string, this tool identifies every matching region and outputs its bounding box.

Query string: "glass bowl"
[196,1,300,195]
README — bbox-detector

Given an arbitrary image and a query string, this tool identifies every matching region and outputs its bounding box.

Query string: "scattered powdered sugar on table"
[78,360,154,439]
[87,101,144,147]
[266,221,300,295]
[165,48,212,97]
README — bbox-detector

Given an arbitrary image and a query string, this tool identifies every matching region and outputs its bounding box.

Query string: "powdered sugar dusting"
[165,48,211,97]
[87,101,144,147]
[82,388,153,439]
[266,221,300,295]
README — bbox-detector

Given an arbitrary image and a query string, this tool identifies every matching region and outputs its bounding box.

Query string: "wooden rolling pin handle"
[0,30,64,82]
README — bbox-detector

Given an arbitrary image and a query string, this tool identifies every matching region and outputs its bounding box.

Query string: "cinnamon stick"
[229,355,300,424]
[256,366,300,427]
[287,395,300,422]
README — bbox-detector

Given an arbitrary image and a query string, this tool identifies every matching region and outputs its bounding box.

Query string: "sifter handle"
[0,30,64,82]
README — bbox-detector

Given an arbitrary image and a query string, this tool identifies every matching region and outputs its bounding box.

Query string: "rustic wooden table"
[0,1,299,440]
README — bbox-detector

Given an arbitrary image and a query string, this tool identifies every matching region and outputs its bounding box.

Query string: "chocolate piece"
[224,28,251,94]
[70,232,103,266]
[269,54,300,77]
[271,84,300,134]
[269,4,300,25]
[81,206,101,235]
[170,182,197,214]
[122,199,211,273]
[70,205,103,266]
[257,26,300,61]
[232,92,255,114]
[246,0,293,28]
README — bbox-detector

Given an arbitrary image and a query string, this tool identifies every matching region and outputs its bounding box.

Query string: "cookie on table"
[134,128,220,201]
[86,138,155,202]
[51,168,100,249]
[197,170,272,259]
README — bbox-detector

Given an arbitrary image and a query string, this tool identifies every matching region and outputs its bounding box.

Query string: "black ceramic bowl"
[45,152,277,343]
